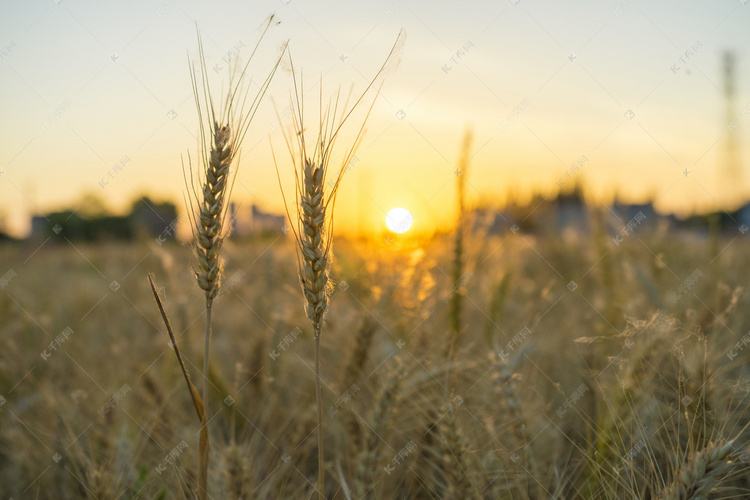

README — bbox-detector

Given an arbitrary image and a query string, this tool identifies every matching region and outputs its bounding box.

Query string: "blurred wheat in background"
[5,229,750,498]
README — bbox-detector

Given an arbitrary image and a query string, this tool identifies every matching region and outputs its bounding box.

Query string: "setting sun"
[385,207,413,233]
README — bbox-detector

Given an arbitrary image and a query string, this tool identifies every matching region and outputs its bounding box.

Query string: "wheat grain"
[193,121,231,306]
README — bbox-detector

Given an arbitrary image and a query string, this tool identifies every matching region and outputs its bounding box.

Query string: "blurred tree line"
[30,196,178,242]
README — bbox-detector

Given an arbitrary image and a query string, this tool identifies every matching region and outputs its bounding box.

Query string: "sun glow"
[385,208,413,233]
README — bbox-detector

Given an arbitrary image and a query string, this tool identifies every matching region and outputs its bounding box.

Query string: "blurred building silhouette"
[612,199,657,224]
[555,182,588,234]
[128,198,178,239]
[477,183,672,239]
[230,203,286,237]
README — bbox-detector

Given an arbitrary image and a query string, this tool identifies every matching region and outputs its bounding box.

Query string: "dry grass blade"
[147,273,204,422]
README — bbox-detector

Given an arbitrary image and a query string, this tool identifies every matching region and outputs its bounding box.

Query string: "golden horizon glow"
[2,2,750,238]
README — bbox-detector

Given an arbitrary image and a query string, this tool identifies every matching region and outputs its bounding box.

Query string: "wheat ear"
[184,20,285,499]
[274,32,405,499]
[661,441,735,500]
[194,121,230,500]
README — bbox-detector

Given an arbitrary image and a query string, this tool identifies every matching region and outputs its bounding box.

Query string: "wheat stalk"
[354,362,404,498]
[661,441,735,500]
[343,315,377,388]
[274,32,404,499]
[494,351,539,499]
[224,443,246,499]
[182,20,285,499]
[276,107,351,499]
[446,129,473,369]
[438,400,482,500]
[190,114,235,499]
[343,316,377,445]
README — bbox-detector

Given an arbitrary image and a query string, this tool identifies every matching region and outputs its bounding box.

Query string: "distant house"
[30,215,48,239]
[476,209,515,235]
[129,198,178,239]
[472,185,669,237]
[462,207,505,235]
[612,199,657,227]
[555,183,588,234]
[736,202,750,233]
[230,203,286,237]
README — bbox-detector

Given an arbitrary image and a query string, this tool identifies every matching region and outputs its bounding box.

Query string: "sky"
[1,0,750,237]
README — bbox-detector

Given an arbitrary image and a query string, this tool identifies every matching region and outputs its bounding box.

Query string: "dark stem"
[315,332,325,499]
[198,304,212,500]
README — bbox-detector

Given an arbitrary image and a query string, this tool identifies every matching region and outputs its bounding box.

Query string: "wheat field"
[2,224,750,499]
[3,1,749,498]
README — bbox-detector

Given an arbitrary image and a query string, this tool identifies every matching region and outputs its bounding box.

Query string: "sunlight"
[385,207,413,233]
